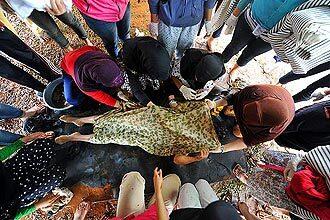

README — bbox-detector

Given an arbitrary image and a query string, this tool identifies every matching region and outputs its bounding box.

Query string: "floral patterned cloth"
[90,101,221,156]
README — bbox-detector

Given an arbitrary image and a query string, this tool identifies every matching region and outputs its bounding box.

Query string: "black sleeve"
[127,70,151,106]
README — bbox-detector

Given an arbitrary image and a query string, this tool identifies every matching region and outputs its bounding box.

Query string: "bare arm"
[211,139,247,153]
[173,150,209,165]
[171,76,184,89]
[153,168,168,220]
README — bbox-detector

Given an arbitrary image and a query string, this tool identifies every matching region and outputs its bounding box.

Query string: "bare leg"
[229,63,239,76]
[207,36,215,51]
[55,132,93,145]
[60,115,99,127]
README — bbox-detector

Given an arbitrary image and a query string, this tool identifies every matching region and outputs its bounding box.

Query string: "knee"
[180,183,197,192]
[122,171,145,185]
[195,179,210,189]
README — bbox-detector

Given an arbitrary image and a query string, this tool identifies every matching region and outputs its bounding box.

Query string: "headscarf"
[74,51,124,91]
[180,49,225,89]
[232,85,295,146]
[122,37,171,81]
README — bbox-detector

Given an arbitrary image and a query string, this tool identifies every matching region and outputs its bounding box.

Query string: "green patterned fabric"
[90,101,221,156]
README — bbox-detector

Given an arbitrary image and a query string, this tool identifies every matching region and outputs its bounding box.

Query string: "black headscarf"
[122,36,171,81]
[180,48,225,89]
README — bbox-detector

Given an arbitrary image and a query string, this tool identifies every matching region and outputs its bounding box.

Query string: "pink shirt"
[110,204,159,220]
[73,0,129,22]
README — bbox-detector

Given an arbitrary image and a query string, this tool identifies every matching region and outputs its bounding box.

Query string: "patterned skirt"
[90,101,221,156]
[4,139,66,206]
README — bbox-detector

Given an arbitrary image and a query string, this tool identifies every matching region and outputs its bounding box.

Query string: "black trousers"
[0,26,59,92]
[222,14,272,66]
[29,10,87,48]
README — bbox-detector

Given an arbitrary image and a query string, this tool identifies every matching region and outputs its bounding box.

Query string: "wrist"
[151,14,159,23]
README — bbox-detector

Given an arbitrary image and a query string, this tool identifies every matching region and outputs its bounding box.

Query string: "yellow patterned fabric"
[90,101,221,156]
[0,10,16,34]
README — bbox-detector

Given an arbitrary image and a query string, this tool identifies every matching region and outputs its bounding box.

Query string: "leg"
[28,10,70,49]
[55,132,93,145]
[0,55,45,92]
[0,130,22,146]
[280,60,330,84]
[63,74,85,106]
[116,3,131,42]
[176,22,200,58]
[0,26,59,81]
[207,26,223,51]
[293,73,330,102]
[81,13,118,58]
[148,174,181,214]
[116,172,145,218]
[0,103,23,120]
[176,183,202,209]
[222,15,255,63]
[195,179,218,208]
[158,20,181,59]
[56,12,88,41]
[59,115,98,126]
[236,38,272,67]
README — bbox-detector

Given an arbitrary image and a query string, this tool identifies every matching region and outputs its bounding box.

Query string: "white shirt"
[6,0,72,19]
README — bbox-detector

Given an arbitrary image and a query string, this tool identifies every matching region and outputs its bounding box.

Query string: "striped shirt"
[268,0,330,74]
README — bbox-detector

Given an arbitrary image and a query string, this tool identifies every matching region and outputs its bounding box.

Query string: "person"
[0,103,44,146]
[148,0,216,59]
[275,100,330,152]
[278,62,330,102]
[6,0,92,51]
[170,179,242,220]
[60,45,126,109]
[55,85,294,165]
[73,0,130,58]
[72,168,181,220]
[235,146,330,220]
[311,87,330,101]
[173,48,226,101]
[0,133,66,219]
[121,36,171,106]
[0,10,60,93]
[221,0,309,80]
[206,0,240,51]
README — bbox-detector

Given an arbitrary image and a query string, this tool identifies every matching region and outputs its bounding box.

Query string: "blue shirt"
[148,0,216,27]
[237,0,309,30]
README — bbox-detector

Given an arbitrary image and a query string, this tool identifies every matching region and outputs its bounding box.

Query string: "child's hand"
[153,167,163,193]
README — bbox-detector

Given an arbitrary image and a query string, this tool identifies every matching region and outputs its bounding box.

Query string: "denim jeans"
[222,15,272,66]
[0,103,23,146]
[62,74,85,106]
[29,10,88,48]
[81,4,131,58]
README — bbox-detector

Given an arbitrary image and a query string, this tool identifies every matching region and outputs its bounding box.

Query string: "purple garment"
[74,51,124,92]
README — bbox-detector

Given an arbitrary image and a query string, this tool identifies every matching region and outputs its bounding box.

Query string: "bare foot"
[73,202,90,220]
[233,164,248,185]
[60,115,84,127]
[21,105,45,119]
[84,38,94,47]
[55,132,80,145]
[207,37,214,51]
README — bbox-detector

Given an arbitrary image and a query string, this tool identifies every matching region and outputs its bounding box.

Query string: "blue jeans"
[62,74,85,106]
[81,4,131,58]
[0,103,23,145]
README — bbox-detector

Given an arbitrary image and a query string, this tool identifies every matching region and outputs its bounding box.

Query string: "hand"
[153,167,163,193]
[205,99,216,109]
[215,73,230,89]
[179,85,197,100]
[35,194,60,210]
[195,149,209,161]
[311,87,328,101]
[284,162,296,182]
[46,0,67,15]
[224,14,238,35]
[21,131,54,143]
[196,80,215,100]
[204,20,213,36]
[147,101,155,107]
[148,22,159,37]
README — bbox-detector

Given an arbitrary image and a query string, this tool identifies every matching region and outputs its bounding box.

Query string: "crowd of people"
[0,0,329,219]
